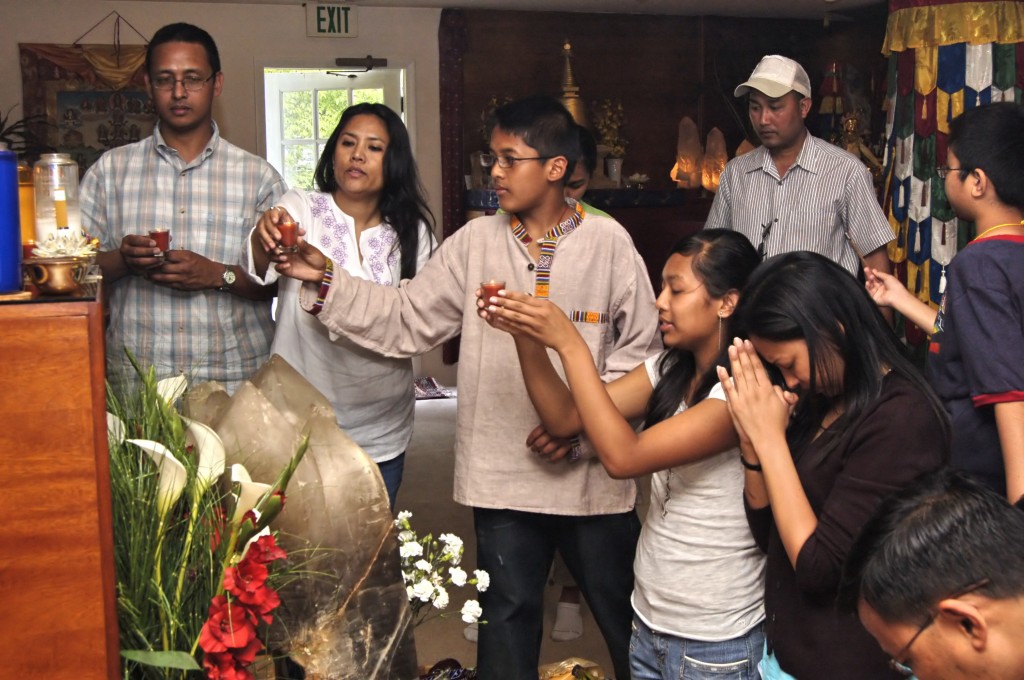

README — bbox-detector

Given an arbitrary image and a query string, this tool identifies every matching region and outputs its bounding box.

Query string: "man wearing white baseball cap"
[706,54,893,279]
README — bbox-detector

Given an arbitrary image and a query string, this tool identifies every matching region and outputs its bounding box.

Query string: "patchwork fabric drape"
[880,0,1023,344]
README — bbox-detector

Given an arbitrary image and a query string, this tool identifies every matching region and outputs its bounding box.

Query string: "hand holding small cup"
[149,228,171,255]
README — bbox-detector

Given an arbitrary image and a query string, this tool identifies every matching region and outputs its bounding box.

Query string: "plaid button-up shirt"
[81,122,286,393]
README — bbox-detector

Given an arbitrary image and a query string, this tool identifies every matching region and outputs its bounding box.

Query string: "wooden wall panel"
[456,7,888,187]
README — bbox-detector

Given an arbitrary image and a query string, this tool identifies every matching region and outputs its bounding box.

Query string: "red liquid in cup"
[278,221,298,249]
[481,281,505,300]
[149,229,170,252]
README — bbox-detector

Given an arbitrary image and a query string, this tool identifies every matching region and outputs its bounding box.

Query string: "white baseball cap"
[734,55,812,99]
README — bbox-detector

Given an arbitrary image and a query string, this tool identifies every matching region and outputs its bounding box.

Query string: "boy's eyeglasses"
[936,165,963,179]
[479,153,554,169]
[888,577,990,676]
[151,74,215,92]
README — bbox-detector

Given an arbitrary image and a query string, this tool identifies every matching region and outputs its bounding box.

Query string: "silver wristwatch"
[220,266,236,292]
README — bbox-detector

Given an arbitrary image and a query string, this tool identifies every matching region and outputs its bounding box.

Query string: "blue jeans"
[376,452,405,512]
[629,616,764,680]
[474,508,640,680]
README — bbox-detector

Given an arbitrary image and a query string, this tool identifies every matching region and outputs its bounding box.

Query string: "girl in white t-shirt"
[480,229,765,679]
[247,104,435,510]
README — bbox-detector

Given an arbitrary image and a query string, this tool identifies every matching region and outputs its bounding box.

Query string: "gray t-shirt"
[631,352,766,640]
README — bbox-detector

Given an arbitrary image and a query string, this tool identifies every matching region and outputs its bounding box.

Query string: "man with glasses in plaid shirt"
[83,23,285,393]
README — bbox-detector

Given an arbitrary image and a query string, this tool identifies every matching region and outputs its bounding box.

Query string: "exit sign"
[306,3,358,38]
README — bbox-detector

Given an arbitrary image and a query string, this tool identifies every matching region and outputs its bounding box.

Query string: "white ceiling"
[132,0,887,21]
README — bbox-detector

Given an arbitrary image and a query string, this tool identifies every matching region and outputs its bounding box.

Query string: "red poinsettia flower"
[199,595,260,653]
[246,534,287,564]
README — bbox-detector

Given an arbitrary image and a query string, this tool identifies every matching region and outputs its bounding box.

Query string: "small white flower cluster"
[394,510,489,627]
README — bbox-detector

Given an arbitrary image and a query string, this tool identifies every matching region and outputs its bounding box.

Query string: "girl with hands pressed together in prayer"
[245,103,435,509]
[482,230,768,680]
[716,251,949,679]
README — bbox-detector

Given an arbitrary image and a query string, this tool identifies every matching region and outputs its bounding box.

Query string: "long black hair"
[314,103,435,279]
[732,251,950,461]
[644,229,761,428]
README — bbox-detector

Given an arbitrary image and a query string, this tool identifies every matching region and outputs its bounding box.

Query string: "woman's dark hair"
[645,229,760,428]
[314,103,435,279]
[732,251,950,461]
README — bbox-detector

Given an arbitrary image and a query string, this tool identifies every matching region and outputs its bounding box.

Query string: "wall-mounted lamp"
[328,55,388,77]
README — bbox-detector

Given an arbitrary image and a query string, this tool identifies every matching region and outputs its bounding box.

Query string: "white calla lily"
[107,412,126,447]
[128,439,188,518]
[156,375,188,405]
[182,418,225,498]
[230,463,271,525]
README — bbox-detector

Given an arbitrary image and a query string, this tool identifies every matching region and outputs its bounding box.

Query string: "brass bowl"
[24,255,91,295]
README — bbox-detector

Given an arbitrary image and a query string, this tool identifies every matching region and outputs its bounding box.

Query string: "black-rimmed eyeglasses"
[151,74,216,92]
[479,153,554,169]
[888,578,991,676]
[936,165,963,180]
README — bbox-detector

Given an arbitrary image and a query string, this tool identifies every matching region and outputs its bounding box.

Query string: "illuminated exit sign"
[306,3,358,38]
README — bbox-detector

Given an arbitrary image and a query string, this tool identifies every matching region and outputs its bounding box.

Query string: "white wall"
[1,0,458,385]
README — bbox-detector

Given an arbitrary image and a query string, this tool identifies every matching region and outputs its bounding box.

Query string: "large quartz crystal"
[184,355,417,679]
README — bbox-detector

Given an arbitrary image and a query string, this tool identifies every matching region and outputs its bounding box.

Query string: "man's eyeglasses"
[151,74,216,92]
[888,578,991,676]
[479,153,554,169]
[936,165,963,180]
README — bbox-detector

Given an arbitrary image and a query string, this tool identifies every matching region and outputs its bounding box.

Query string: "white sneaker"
[551,601,583,641]
[463,621,479,643]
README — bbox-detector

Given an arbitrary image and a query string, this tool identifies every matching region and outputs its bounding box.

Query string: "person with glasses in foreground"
[863,102,1024,504]
[841,468,1024,680]
[716,251,949,679]
[82,23,285,393]
[704,55,893,279]
[268,95,660,680]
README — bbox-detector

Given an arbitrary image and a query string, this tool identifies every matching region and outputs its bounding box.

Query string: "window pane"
[353,88,385,106]
[317,90,350,139]
[282,91,313,140]
[283,144,316,190]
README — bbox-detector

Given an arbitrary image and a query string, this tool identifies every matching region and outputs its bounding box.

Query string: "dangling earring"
[718,312,724,350]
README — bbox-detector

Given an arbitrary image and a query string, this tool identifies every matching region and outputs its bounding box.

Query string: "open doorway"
[263,68,404,189]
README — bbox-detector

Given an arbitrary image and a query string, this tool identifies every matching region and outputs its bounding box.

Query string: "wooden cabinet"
[0,295,119,679]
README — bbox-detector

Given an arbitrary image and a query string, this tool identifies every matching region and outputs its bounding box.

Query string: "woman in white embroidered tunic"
[246,103,435,509]
[480,230,766,679]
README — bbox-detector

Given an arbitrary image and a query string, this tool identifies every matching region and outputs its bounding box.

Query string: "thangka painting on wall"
[20,43,155,173]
